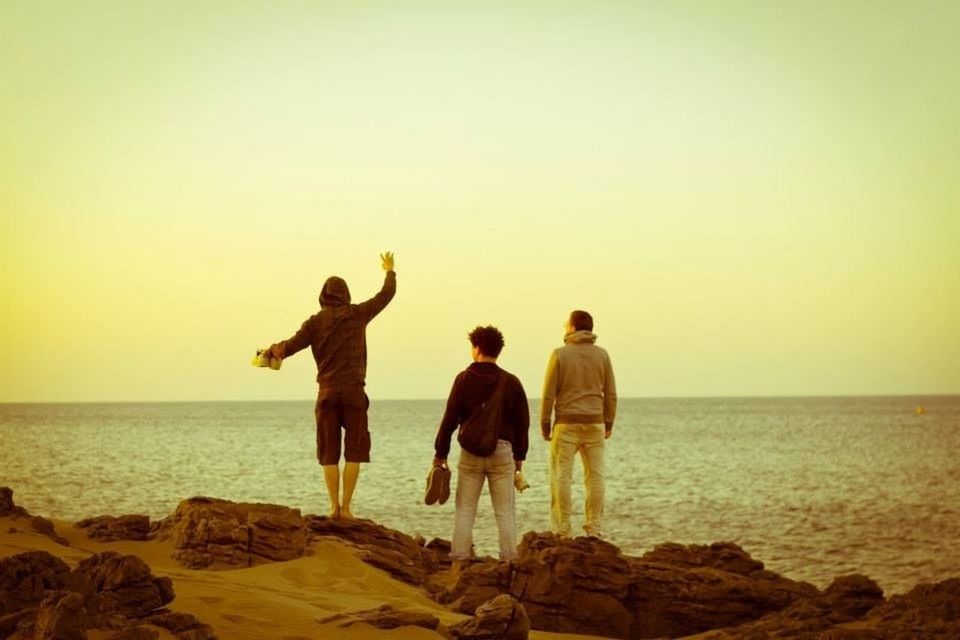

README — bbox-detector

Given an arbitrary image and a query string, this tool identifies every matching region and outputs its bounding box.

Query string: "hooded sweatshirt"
[540,330,617,428]
[276,271,396,387]
[434,362,530,460]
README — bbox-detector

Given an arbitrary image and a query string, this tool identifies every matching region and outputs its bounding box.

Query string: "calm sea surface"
[2,397,958,595]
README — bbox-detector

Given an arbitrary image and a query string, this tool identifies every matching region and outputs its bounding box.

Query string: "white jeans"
[550,423,605,537]
[452,439,517,561]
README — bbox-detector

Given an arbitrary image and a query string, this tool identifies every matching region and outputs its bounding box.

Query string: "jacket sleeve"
[539,349,559,427]
[434,374,461,459]
[511,376,530,461]
[275,318,313,359]
[603,350,617,428]
[356,271,397,322]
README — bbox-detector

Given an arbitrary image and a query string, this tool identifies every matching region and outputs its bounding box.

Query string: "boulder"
[696,574,885,639]
[853,577,960,639]
[0,487,30,519]
[306,515,439,585]
[318,604,441,631]
[450,594,529,640]
[157,497,305,569]
[75,553,174,619]
[0,551,75,615]
[630,541,819,638]
[76,516,151,542]
[444,533,634,638]
[32,592,87,640]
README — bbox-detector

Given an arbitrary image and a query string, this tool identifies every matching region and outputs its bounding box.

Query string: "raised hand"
[380,251,395,272]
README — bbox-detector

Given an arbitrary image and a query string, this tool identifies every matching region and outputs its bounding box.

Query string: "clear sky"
[2,1,958,402]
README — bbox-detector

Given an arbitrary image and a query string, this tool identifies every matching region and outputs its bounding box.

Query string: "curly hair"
[468,325,505,358]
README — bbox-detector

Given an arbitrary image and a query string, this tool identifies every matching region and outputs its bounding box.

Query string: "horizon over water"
[3,395,958,596]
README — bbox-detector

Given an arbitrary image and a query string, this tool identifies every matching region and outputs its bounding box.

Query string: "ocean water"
[2,396,958,595]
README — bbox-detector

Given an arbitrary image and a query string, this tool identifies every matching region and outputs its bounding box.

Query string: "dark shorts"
[314,384,371,465]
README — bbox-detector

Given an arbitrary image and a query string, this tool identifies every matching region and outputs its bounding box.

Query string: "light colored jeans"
[452,439,517,561]
[550,423,605,537]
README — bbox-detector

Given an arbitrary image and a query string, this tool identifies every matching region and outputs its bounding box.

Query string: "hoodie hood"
[465,361,502,385]
[319,276,351,307]
[564,330,597,345]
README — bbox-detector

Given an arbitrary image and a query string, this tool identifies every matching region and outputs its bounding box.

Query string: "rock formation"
[155,497,306,569]
[76,516,151,542]
[450,594,530,640]
[0,548,213,640]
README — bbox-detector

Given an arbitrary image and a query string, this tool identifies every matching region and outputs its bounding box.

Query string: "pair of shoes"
[424,464,451,505]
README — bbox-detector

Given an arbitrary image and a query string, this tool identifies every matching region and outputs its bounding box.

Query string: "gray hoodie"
[540,330,617,428]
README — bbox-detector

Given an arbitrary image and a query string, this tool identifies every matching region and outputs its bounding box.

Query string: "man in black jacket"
[433,326,529,562]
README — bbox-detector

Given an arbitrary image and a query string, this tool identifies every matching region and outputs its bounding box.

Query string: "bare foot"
[339,507,354,520]
[329,506,340,519]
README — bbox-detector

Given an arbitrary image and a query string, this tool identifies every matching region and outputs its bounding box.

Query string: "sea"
[2,396,958,595]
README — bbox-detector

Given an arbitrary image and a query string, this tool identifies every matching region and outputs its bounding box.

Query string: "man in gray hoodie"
[540,310,617,537]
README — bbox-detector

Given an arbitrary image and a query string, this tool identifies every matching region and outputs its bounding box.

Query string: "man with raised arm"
[266,252,396,519]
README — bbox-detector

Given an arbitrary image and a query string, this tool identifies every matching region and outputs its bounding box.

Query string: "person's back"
[283,273,396,387]
[266,253,396,520]
[540,310,616,538]
[549,330,615,425]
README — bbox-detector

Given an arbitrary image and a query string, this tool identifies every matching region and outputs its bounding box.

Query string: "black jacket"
[434,362,530,460]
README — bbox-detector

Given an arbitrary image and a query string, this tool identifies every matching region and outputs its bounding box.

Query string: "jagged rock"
[157,497,305,569]
[0,551,75,615]
[33,592,87,640]
[443,533,634,638]
[318,604,441,631]
[106,625,160,640]
[697,574,885,639]
[76,516,151,542]
[630,540,819,638]
[0,609,36,637]
[0,487,30,519]
[75,553,174,619]
[450,594,529,639]
[307,515,439,585]
[853,577,960,639]
[439,533,822,639]
[143,611,217,640]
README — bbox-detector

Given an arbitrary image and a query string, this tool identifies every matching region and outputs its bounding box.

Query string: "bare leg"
[340,462,360,519]
[322,464,340,518]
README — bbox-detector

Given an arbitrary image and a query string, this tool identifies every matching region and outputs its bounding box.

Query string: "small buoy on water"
[915,406,926,416]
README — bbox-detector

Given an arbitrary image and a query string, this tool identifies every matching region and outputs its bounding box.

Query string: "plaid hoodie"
[275,271,396,387]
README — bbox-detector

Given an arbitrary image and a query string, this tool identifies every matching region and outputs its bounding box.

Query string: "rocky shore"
[2,487,958,639]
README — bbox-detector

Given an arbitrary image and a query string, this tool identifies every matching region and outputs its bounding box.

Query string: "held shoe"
[424,464,450,506]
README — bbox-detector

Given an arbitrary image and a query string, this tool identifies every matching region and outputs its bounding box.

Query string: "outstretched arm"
[268,318,313,360]
[356,252,397,321]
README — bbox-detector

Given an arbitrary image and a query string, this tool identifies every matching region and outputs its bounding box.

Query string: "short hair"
[569,310,593,332]
[468,325,505,358]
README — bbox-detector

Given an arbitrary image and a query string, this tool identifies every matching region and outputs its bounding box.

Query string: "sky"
[1,1,958,402]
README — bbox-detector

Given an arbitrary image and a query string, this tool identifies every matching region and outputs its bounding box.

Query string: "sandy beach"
[0,490,604,640]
